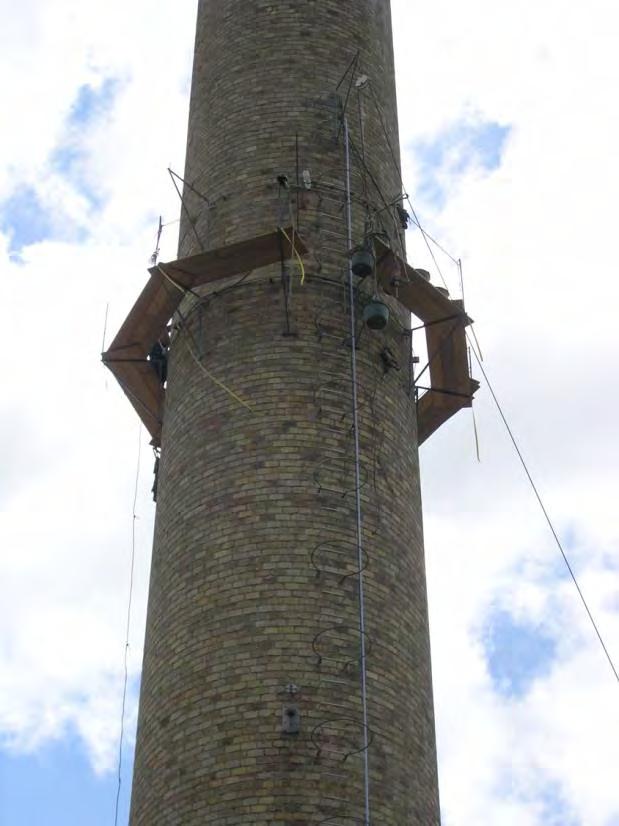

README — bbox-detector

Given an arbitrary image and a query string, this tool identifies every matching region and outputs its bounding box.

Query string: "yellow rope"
[278,227,305,285]
[183,336,255,414]
[157,264,253,412]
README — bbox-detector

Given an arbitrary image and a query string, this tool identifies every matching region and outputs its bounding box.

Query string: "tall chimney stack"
[102,2,477,822]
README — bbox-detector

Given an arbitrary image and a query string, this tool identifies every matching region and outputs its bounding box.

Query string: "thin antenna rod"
[344,117,371,826]
[101,303,110,354]
[114,425,142,826]
[295,133,300,233]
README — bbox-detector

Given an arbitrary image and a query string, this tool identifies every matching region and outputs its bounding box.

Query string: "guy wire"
[354,98,616,686]
[336,50,361,91]
[336,52,360,142]
[346,133,407,270]
[400,205,613,679]
[365,92,458,291]
[114,424,142,826]
[404,197,450,291]
[168,167,211,207]
[407,211,459,266]
[363,83,462,288]
[468,343,619,686]
[383,193,616,684]
[457,258,483,359]
[356,84,369,215]
[167,167,207,252]
[367,81,402,185]
[350,73,618,692]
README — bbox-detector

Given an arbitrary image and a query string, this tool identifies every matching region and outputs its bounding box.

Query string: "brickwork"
[130,1,440,823]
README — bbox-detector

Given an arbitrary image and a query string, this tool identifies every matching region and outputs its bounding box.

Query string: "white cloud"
[1,0,618,823]
[391,0,619,821]
[0,0,194,773]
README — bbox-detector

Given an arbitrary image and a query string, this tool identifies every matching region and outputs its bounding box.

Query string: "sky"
[1,1,618,824]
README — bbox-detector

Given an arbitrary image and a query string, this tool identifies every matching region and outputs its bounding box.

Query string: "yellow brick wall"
[130,1,440,823]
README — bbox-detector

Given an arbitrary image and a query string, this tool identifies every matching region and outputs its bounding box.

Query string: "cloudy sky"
[1,0,618,824]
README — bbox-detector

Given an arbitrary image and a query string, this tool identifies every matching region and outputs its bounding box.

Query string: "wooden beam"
[103,228,308,446]
[106,278,178,360]
[374,238,470,324]
[426,310,471,398]
[417,391,462,445]
[108,227,307,357]
[371,238,479,442]
[416,376,479,445]
[149,227,308,284]
[104,359,164,445]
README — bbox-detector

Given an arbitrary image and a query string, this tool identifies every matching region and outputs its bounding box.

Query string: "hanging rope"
[183,333,255,414]
[278,226,306,285]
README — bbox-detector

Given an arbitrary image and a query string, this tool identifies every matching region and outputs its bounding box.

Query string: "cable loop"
[311,717,374,763]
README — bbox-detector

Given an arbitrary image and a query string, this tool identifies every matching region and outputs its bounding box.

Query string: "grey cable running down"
[344,117,372,826]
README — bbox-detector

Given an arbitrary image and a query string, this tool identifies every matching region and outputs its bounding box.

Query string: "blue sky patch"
[537,783,581,826]
[68,78,122,127]
[1,187,56,253]
[0,183,91,255]
[49,77,122,210]
[0,78,121,253]
[494,773,580,826]
[53,78,121,181]
[412,119,510,208]
[0,734,133,826]
[484,608,556,698]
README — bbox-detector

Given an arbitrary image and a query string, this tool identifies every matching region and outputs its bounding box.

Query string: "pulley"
[362,298,390,331]
[351,245,375,278]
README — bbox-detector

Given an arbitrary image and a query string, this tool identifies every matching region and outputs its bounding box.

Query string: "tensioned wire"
[411,213,619,686]
[360,91,619,685]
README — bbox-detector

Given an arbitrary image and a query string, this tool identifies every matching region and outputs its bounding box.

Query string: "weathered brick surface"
[130,2,440,824]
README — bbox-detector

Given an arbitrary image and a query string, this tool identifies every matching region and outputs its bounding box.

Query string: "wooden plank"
[417,390,462,444]
[103,228,309,446]
[449,319,473,397]
[104,358,164,415]
[374,238,465,324]
[417,329,477,443]
[426,313,471,398]
[371,238,479,441]
[106,274,179,358]
[417,377,478,445]
[151,226,308,283]
[107,227,307,358]
[104,358,164,445]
